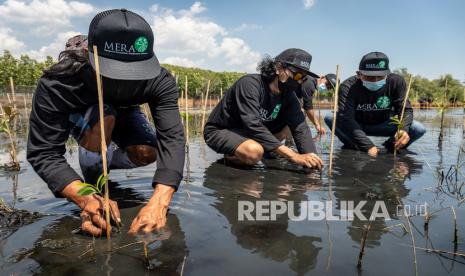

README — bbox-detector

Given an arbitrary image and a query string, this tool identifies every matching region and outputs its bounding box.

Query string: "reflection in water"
[203,160,322,275]
[1,109,465,275]
[331,151,423,247]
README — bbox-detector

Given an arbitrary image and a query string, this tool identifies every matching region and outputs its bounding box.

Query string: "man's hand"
[368,146,379,157]
[291,153,323,170]
[394,130,410,150]
[315,124,326,135]
[129,184,175,234]
[62,180,121,236]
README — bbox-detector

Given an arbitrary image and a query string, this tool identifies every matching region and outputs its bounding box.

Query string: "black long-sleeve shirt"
[206,74,316,153]
[297,77,317,111]
[27,65,185,197]
[337,73,413,151]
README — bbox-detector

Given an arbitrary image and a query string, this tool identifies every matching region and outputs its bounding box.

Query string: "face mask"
[362,78,386,91]
[318,83,328,92]
[278,76,300,93]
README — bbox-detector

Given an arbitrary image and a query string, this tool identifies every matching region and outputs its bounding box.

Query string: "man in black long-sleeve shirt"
[324,52,426,157]
[204,48,323,169]
[27,9,185,236]
[297,74,337,135]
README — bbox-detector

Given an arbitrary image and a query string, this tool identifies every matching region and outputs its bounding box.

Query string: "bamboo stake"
[451,206,458,246]
[180,255,187,276]
[185,76,189,149]
[439,79,448,143]
[394,74,413,157]
[463,87,465,137]
[328,65,340,176]
[92,45,111,238]
[220,87,223,98]
[406,216,418,276]
[201,80,211,131]
[9,77,16,110]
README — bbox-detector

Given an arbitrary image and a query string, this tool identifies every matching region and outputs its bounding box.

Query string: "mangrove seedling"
[0,105,20,171]
[78,174,109,197]
[77,174,122,230]
[390,114,404,137]
[390,114,407,157]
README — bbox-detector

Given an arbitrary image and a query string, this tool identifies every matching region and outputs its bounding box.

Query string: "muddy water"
[0,109,464,275]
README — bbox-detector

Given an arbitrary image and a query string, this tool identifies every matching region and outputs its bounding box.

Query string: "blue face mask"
[318,83,328,92]
[362,78,386,91]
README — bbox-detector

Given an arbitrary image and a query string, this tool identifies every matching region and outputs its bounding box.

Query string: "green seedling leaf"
[97,174,109,193]
[77,186,97,196]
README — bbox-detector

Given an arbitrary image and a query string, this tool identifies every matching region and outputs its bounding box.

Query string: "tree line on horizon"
[0,50,463,102]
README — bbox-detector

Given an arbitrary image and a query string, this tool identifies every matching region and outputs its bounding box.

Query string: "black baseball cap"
[358,51,390,77]
[324,73,337,90]
[275,48,319,78]
[88,9,161,80]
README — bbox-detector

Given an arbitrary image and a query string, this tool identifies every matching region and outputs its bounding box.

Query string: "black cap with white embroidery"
[358,51,390,77]
[275,48,319,78]
[88,9,161,80]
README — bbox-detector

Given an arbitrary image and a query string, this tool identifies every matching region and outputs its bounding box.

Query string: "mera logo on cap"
[104,41,136,54]
[366,60,387,69]
[300,61,310,69]
[134,36,148,53]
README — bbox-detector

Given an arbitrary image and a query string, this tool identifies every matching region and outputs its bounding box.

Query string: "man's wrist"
[61,180,88,209]
[148,184,175,208]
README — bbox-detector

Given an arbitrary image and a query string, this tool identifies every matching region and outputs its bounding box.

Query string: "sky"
[0,0,464,81]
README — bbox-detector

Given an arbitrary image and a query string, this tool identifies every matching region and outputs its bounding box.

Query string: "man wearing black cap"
[324,52,426,157]
[297,73,337,135]
[203,48,323,169]
[27,9,185,235]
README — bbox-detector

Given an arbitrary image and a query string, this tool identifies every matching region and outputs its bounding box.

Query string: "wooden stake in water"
[328,65,340,176]
[201,80,211,132]
[92,45,111,238]
[185,76,189,149]
[451,206,458,247]
[438,79,448,143]
[463,88,465,137]
[394,74,413,157]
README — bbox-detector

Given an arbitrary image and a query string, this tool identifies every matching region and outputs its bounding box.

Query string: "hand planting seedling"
[77,174,122,231]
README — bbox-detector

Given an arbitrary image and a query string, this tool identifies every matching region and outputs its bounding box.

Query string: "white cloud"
[232,23,263,32]
[162,57,203,68]
[0,27,26,55]
[0,0,94,35]
[303,0,316,9]
[217,38,261,71]
[179,1,206,17]
[27,31,79,60]
[150,2,261,72]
